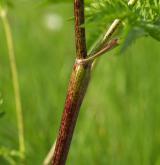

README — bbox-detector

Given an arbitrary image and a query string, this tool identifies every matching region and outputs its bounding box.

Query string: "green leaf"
[144,23,160,41]
[120,27,147,53]
[85,0,160,48]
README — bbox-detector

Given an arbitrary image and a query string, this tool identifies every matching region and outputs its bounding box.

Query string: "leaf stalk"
[0,5,25,161]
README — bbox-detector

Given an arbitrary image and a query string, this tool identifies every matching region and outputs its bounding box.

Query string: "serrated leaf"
[86,0,160,48]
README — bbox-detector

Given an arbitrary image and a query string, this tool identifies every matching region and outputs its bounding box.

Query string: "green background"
[0,2,160,165]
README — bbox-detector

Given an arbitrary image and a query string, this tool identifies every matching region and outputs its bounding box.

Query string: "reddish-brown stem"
[50,0,138,164]
[74,0,87,59]
[51,0,90,165]
[52,63,91,165]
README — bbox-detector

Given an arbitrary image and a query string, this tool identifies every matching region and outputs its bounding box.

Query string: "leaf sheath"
[52,63,91,165]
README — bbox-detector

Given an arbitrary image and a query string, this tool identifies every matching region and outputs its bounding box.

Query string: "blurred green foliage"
[0,1,160,165]
[85,0,160,50]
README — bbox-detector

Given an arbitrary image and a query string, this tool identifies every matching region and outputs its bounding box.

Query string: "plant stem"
[0,6,25,160]
[74,0,87,59]
[52,63,91,165]
[51,1,138,165]
[88,19,121,56]
[43,139,57,165]
[52,1,90,164]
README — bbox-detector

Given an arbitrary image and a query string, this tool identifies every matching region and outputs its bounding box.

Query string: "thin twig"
[88,19,121,69]
[76,39,119,64]
[88,19,121,56]
[0,6,25,160]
